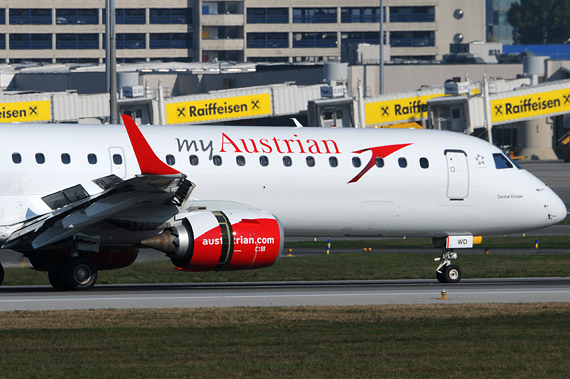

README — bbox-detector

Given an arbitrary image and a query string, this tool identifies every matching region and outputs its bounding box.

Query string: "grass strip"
[285,234,570,248]
[4,251,570,286]
[0,304,569,378]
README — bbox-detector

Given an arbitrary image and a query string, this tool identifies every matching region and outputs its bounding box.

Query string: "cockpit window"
[507,155,523,169]
[493,153,513,169]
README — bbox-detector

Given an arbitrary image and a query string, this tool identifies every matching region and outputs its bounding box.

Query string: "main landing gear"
[48,256,98,291]
[434,248,462,283]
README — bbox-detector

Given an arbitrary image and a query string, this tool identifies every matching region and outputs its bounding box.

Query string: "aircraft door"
[445,150,469,199]
[109,147,126,178]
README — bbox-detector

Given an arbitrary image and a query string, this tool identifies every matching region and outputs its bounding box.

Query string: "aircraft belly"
[347,200,394,236]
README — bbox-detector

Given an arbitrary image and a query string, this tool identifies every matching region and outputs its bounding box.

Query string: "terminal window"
[293,8,337,23]
[247,8,288,24]
[341,32,380,46]
[10,34,52,50]
[103,9,145,24]
[293,32,337,48]
[10,9,52,25]
[116,34,145,49]
[390,31,434,47]
[390,7,435,23]
[247,33,288,49]
[150,33,192,49]
[150,8,191,24]
[341,7,382,23]
[56,34,99,50]
[56,9,98,24]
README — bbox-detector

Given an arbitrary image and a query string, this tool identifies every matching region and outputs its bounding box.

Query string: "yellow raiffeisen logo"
[0,100,50,123]
[491,88,570,123]
[166,93,271,124]
[365,92,444,126]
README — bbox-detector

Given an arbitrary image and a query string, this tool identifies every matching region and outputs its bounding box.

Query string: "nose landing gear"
[434,241,463,283]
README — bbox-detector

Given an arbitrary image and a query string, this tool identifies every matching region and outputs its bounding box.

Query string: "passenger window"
[259,156,269,167]
[493,153,513,169]
[189,155,199,166]
[61,153,71,164]
[113,154,123,165]
[166,155,175,166]
[12,153,21,164]
[306,156,315,167]
[329,156,338,167]
[213,155,222,166]
[398,157,407,168]
[375,157,384,168]
[88,154,97,165]
[236,155,246,166]
[420,157,429,169]
[352,157,361,168]
[283,156,292,167]
[35,153,45,164]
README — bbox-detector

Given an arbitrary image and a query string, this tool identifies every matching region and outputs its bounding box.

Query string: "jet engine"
[142,209,284,271]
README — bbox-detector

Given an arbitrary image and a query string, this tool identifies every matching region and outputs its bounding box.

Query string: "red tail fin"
[121,114,180,175]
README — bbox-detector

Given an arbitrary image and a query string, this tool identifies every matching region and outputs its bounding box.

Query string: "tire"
[0,262,4,286]
[436,270,446,283]
[444,264,462,283]
[63,257,98,291]
[48,258,71,291]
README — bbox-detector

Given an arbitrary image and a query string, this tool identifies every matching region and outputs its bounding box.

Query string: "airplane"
[0,114,564,290]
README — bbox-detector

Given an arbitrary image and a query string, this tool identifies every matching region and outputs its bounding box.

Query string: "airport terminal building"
[0,0,484,64]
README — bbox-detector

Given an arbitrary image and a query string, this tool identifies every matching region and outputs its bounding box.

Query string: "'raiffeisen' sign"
[491,88,570,124]
[365,92,444,126]
[166,93,272,124]
[0,100,51,123]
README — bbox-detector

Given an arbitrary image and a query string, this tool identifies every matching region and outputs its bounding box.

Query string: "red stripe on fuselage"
[348,143,412,183]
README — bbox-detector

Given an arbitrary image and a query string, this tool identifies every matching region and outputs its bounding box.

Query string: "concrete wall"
[545,60,570,82]
[437,0,486,53]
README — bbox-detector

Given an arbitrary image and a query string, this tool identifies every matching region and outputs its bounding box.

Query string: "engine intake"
[142,209,283,271]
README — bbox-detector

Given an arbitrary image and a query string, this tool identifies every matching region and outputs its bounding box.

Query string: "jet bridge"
[426,79,570,159]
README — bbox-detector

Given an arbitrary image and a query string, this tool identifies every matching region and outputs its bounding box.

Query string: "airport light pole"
[379,0,384,95]
[105,0,118,124]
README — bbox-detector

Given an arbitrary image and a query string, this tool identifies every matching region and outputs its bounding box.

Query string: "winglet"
[121,114,180,175]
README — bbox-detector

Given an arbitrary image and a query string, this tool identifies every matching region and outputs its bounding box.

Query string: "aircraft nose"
[545,187,567,223]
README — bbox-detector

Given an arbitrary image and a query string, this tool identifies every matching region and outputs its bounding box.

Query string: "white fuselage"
[0,124,564,242]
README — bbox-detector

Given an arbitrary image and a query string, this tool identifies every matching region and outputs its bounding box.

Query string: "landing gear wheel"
[443,264,462,283]
[0,262,4,286]
[48,258,71,291]
[63,257,98,291]
[436,270,445,283]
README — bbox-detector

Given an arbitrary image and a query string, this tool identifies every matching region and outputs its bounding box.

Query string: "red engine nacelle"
[143,210,284,272]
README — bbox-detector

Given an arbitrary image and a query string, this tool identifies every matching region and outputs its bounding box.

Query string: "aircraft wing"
[4,173,194,250]
[3,115,194,251]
